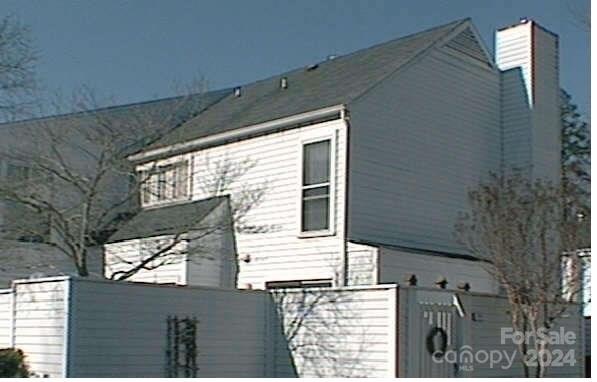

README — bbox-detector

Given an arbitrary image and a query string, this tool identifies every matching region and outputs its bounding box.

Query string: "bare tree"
[0,15,37,121]
[455,171,586,377]
[0,84,268,280]
[565,0,590,32]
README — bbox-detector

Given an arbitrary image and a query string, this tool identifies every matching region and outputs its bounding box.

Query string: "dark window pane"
[302,197,329,231]
[303,140,330,186]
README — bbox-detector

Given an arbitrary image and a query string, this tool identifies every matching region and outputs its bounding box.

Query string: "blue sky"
[0,0,590,117]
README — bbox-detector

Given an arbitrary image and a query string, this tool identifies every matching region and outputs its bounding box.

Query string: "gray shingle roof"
[149,19,467,151]
[107,196,229,243]
[0,89,230,156]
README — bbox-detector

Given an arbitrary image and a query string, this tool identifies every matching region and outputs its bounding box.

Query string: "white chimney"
[496,19,561,183]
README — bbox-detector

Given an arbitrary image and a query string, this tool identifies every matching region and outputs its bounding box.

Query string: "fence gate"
[407,290,464,377]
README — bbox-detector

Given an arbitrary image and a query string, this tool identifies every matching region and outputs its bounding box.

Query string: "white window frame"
[297,134,336,238]
[141,160,191,207]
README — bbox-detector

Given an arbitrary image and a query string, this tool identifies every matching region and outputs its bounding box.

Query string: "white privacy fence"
[0,277,585,378]
[0,289,11,348]
[271,286,397,377]
[0,278,68,377]
[397,287,585,378]
[0,277,398,377]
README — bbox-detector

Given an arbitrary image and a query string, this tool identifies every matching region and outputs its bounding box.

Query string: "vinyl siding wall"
[136,119,348,289]
[104,204,237,289]
[378,246,497,294]
[346,242,378,286]
[104,237,187,285]
[500,68,532,173]
[529,25,560,182]
[348,45,501,255]
[495,23,533,104]
[496,22,561,182]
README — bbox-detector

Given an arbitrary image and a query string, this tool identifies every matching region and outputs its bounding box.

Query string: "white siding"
[104,203,236,288]
[185,203,238,288]
[496,21,561,182]
[495,22,533,104]
[12,278,68,377]
[272,285,397,377]
[500,68,532,173]
[104,237,187,285]
[346,242,378,286]
[67,277,269,377]
[138,119,348,289]
[0,289,11,347]
[348,44,501,255]
[530,24,560,182]
[378,246,498,294]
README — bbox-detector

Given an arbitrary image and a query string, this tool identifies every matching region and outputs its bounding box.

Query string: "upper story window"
[6,164,31,182]
[301,139,332,234]
[141,161,189,206]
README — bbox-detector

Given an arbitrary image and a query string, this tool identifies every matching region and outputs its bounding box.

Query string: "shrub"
[0,348,30,377]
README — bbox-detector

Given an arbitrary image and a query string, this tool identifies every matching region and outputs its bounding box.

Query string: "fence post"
[263,294,275,377]
[9,288,16,348]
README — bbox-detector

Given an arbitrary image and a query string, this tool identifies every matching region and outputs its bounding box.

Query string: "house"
[0,17,581,379]
[104,18,561,292]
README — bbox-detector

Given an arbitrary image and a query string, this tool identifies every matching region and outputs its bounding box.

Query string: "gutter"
[128,104,346,163]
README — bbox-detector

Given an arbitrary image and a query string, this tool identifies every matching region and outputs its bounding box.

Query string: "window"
[6,164,31,182]
[5,163,41,184]
[141,161,189,205]
[301,139,331,233]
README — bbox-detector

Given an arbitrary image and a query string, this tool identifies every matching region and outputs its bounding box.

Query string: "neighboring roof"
[0,89,229,156]
[107,196,229,243]
[0,240,104,286]
[0,89,230,129]
[147,19,469,152]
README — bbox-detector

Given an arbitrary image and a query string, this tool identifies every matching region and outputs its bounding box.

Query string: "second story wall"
[347,44,501,255]
[138,118,348,289]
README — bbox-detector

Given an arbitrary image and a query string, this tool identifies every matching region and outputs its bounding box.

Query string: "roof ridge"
[225,18,471,92]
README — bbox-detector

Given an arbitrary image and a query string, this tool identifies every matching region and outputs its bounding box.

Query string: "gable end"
[443,26,494,69]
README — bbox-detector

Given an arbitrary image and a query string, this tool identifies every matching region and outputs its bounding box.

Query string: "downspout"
[341,107,351,286]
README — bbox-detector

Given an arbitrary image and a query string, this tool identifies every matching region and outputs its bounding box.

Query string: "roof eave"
[128,104,347,163]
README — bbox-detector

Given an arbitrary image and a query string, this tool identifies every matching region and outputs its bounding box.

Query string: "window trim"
[297,134,336,238]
